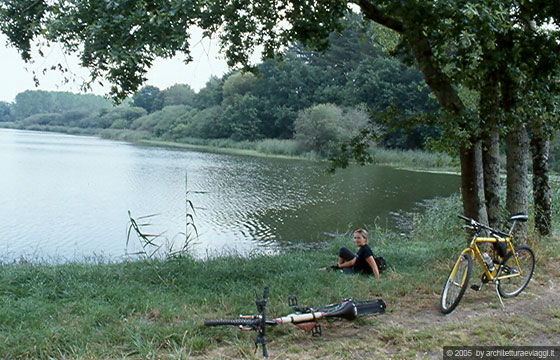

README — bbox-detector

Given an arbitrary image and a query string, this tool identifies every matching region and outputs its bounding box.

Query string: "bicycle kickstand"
[494,281,505,311]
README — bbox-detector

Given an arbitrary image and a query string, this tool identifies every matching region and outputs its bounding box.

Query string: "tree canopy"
[2,17,438,151]
[2,0,559,229]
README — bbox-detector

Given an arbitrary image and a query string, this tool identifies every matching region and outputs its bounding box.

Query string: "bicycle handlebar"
[457,215,510,237]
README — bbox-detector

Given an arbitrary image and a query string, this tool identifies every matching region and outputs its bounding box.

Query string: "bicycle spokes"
[442,216,535,314]
[440,254,472,314]
[497,246,535,298]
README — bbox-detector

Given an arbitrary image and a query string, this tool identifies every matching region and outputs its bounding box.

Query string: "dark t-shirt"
[353,244,374,274]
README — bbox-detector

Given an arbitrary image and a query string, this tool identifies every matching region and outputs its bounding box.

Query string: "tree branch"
[357,0,404,33]
[406,29,464,114]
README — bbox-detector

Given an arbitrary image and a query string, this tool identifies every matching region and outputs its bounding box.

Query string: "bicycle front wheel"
[497,246,535,298]
[440,253,472,314]
[204,318,259,327]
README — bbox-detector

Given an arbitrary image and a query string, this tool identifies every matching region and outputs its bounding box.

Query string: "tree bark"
[460,141,488,222]
[480,72,501,228]
[358,5,486,222]
[505,121,529,242]
[499,32,529,241]
[404,29,486,221]
[530,127,551,236]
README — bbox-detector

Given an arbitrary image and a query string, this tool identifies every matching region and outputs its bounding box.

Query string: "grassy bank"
[0,124,456,170]
[1,194,559,359]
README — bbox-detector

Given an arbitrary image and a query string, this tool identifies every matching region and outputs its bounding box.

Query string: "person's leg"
[338,247,356,265]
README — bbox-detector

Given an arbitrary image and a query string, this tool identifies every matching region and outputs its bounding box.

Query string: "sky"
[0,30,235,103]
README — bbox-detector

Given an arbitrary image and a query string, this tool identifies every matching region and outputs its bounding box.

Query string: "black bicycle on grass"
[204,287,386,358]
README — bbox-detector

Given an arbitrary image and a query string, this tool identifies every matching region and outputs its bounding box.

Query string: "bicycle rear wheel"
[440,253,472,314]
[497,246,535,298]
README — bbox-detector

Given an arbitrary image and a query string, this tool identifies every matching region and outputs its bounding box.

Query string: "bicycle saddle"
[508,214,528,222]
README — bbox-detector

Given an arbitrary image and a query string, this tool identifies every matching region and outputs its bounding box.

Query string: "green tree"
[132,85,160,113]
[0,101,13,122]
[152,84,196,111]
[131,105,192,138]
[12,90,110,120]
[3,0,558,227]
[221,72,258,106]
[188,106,227,139]
[102,106,148,129]
[221,94,262,141]
[194,76,223,110]
[295,103,369,156]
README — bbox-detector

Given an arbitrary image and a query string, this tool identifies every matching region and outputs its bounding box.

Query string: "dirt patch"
[198,265,559,359]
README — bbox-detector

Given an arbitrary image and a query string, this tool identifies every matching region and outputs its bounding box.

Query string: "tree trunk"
[480,72,501,228]
[530,128,551,236]
[404,29,487,222]
[356,8,487,225]
[460,140,488,223]
[481,125,501,227]
[499,34,529,241]
[505,121,529,242]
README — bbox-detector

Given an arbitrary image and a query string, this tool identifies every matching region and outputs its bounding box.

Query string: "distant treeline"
[0,15,442,157]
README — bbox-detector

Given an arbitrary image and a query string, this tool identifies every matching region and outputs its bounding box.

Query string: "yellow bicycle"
[440,214,535,314]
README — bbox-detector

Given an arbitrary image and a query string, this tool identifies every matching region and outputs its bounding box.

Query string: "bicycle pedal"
[311,324,322,337]
[471,284,481,292]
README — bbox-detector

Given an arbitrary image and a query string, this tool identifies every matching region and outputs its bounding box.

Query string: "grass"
[2,191,559,359]
[1,124,454,169]
[368,147,455,171]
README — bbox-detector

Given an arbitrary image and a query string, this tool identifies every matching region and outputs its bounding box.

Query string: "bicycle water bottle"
[482,253,495,272]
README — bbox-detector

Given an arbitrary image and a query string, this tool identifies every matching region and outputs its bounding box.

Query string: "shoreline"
[1,193,557,359]
[0,125,459,174]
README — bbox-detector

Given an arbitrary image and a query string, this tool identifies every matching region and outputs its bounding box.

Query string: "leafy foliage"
[294,104,370,157]
[152,84,196,111]
[132,85,160,114]
[0,102,14,122]
[12,91,110,120]
[2,15,440,152]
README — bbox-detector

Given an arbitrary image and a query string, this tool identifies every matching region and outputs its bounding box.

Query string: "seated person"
[325,228,380,278]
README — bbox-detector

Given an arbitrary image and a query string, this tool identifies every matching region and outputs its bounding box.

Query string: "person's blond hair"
[354,228,368,242]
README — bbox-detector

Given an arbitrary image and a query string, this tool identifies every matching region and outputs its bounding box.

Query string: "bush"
[221,95,262,141]
[255,139,299,156]
[294,104,369,157]
[22,113,64,127]
[131,105,191,137]
[91,106,148,129]
[179,106,226,139]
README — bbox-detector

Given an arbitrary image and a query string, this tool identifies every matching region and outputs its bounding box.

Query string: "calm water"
[0,128,460,262]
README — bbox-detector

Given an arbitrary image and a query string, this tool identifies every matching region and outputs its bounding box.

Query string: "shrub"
[294,103,369,157]
[255,139,299,156]
[131,105,191,137]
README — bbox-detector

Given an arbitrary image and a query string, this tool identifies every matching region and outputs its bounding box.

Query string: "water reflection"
[0,129,460,262]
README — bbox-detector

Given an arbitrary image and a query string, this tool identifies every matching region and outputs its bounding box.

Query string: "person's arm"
[366,256,380,279]
[338,257,356,268]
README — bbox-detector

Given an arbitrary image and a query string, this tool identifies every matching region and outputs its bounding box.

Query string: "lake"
[0,128,460,262]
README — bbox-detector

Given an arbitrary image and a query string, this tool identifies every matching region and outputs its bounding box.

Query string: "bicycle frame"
[442,214,533,313]
[239,297,360,327]
[459,235,522,283]
[205,288,386,358]
[237,303,350,335]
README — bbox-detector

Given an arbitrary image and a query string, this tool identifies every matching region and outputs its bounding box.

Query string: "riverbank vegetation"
[0,15,444,165]
[1,192,559,359]
[3,2,559,240]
